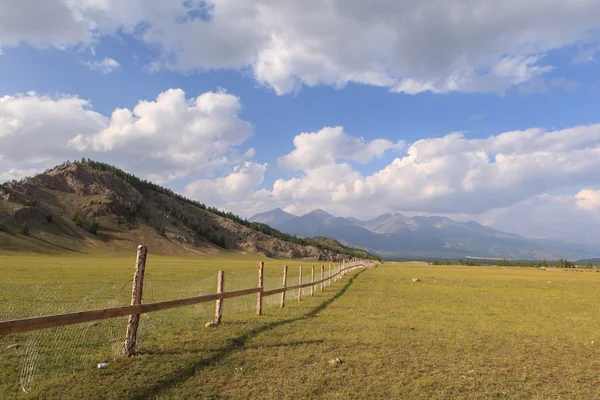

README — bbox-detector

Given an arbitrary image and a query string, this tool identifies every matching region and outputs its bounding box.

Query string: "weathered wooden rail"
[0,245,376,356]
[0,287,264,335]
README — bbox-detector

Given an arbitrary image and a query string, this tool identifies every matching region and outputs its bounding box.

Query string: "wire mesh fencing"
[0,281,132,392]
[0,258,367,392]
[136,273,217,350]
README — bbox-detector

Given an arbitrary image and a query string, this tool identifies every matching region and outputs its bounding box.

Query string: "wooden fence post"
[298,266,302,301]
[214,271,224,324]
[328,264,331,287]
[257,261,264,315]
[123,245,147,357]
[320,265,324,291]
[280,265,287,308]
[311,266,315,297]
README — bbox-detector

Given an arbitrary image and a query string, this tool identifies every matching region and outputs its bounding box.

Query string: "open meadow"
[2,254,600,399]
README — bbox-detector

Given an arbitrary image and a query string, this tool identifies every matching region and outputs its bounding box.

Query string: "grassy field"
[2,254,600,399]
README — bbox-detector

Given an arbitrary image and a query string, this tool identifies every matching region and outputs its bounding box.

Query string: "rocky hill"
[0,161,378,261]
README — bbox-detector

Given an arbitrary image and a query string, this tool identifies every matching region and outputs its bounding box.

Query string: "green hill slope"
[0,160,379,261]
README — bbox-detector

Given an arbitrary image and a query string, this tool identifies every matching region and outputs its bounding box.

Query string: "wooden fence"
[0,245,376,356]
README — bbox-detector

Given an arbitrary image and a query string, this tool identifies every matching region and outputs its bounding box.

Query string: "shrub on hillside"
[17,221,30,236]
[86,221,99,235]
[218,234,227,249]
[71,211,98,234]
[263,250,274,258]
[72,212,84,227]
[208,234,227,249]
[25,197,37,207]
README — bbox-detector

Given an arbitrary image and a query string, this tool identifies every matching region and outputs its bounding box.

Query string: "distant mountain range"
[578,258,600,263]
[249,208,600,260]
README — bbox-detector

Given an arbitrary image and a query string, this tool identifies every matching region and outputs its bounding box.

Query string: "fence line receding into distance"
[0,245,377,357]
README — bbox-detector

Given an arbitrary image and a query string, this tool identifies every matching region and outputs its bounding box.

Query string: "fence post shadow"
[127,269,367,400]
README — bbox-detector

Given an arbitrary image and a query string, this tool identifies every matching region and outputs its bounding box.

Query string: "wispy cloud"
[470,113,488,120]
[82,57,120,74]
[572,46,598,65]
[519,77,580,95]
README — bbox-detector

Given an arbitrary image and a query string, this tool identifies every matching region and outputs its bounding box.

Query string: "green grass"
[2,256,600,399]
[0,251,299,284]
[0,251,341,398]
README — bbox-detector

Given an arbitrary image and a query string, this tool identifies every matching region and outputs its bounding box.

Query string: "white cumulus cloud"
[184,161,268,205]
[576,189,600,211]
[216,123,600,244]
[478,190,600,244]
[2,1,600,94]
[0,88,254,183]
[0,167,40,182]
[277,126,404,170]
[0,92,107,163]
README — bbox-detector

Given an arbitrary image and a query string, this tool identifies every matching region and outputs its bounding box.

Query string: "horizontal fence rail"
[0,287,263,335]
[0,253,375,337]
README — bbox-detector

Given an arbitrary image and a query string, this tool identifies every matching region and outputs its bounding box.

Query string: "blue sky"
[1,0,600,243]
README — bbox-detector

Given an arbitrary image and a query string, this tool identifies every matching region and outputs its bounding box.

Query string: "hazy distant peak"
[248,207,297,226]
[305,208,334,217]
[252,207,598,260]
[272,207,294,215]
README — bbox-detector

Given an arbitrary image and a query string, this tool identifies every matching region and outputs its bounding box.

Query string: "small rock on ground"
[412,278,421,282]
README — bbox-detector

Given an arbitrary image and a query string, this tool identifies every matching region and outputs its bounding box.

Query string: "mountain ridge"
[249,208,600,260]
[0,161,379,261]
[248,207,296,226]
